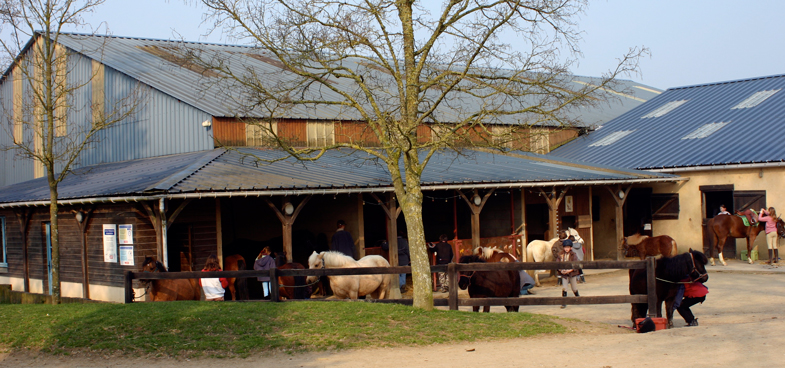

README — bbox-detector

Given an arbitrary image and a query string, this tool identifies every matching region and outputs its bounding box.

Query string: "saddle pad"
[738,215,750,227]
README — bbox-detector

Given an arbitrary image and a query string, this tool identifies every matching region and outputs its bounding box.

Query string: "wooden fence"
[124,258,657,317]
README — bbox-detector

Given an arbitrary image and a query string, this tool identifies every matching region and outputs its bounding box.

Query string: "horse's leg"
[747,233,756,265]
[228,279,237,301]
[483,305,491,313]
[664,298,675,328]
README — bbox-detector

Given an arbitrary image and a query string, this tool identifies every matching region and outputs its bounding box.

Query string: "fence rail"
[125,258,657,317]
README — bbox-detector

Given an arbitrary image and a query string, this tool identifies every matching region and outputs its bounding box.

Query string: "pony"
[628,249,709,328]
[223,254,248,300]
[525,237,560,286]
[706,214,785,265]
[622,234,678,260]
[278,262,310,300]
[458,255,521,312]
[474,247,517,262]
[139,256,201,301]
[566,228,586,260]
[306,251,391,300]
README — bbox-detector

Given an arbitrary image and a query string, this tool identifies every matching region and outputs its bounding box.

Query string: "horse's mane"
[459,254,485,263]
[658,250,707,281]
[475,247,502,260]
[625,233,650,245]
[317,251,359,267]
[142,257,167,272]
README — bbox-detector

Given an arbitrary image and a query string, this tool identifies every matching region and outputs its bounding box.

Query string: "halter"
[655,251,707,284]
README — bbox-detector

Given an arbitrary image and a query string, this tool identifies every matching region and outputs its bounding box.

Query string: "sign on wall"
[118,224,134,244]
[565,196,574,212]
[119,246,134,266]
[103,224,117,262]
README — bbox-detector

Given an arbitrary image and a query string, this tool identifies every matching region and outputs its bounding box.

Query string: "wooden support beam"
[14,209,32,292]
[457,189,495,248]
[73,207,94,299]
[539,187,567,239]
[606,185,632,260]
[357,194,365,258]
[264,196,311,263]
[215,198,223,266]
[519,189,527,261]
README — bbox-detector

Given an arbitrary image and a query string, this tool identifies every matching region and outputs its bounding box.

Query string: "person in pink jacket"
[758,207,779,264]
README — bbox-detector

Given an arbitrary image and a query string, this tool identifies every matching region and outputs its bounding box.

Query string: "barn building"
[0,33,671,302]
[551,74,785,262]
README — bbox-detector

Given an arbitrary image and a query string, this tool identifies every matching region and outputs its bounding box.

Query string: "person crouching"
[557,239,580,308]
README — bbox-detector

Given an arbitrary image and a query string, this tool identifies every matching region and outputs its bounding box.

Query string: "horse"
[458,255,521,312]
[526,238,560,286]
[566,228,586,260]
[706,214,767,266]
[622,234,678,260]
[306,251,391,300]
[474,247,517,262]
[628,249,709,328]
[223,254,248,300]
[139,257,201,301]
[278,262,311,300]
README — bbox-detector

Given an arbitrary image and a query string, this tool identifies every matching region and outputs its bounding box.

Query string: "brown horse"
[140,257,201,301]
[458,255,520,312]
[622,234,678,260]
[223,254,248,300]
[475,247,517,262]
[277,262,311,300]
[707,214,765,266]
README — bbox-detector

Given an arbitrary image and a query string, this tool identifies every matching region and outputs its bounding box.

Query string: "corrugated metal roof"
[549,74,785,170]
[49,33,660,128]
[0,148,677,204]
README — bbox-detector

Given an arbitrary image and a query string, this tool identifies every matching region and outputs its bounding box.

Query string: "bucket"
[740,250,759,262]
[635,317,667,332]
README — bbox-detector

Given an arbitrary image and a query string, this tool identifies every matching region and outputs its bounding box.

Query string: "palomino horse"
[474,247,517,262]
[706,214,766,266]
[306,251,391,300]
[526,238,560,286]
[622,234,678,260]
[140,257,201,301]
[278,262,311,300]
[458,255,521,312]
[223,254,248,300]
[629,249,709,328]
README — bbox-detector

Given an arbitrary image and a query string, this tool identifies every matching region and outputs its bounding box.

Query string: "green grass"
[0,302,566,357]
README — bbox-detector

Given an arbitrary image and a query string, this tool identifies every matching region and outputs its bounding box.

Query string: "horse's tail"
[235,259,249,300]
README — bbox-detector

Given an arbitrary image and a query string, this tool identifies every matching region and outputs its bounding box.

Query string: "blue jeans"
[399,273,407,288]
[520,284,534,295]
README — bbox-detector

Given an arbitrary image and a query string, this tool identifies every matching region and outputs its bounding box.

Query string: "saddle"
[736,209,758,227]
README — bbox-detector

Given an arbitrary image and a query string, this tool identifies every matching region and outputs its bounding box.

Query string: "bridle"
[687,251,708,283]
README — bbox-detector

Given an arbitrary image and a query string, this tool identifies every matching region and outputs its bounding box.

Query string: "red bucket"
[635,317,667,332]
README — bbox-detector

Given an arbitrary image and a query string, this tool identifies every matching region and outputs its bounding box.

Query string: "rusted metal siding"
[335,121,380,146]
[213,117,246,146]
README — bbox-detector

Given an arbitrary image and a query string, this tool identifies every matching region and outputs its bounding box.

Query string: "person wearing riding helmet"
[557,239,580,309]
[758,207,780,264]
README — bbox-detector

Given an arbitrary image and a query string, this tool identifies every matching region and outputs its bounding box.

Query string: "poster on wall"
[565,196,574,212]
[103,224,117,262]
[118,224,134,244]
[119,246,134,266]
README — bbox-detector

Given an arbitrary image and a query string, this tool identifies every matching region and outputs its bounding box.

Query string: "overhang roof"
[0,148,680,207]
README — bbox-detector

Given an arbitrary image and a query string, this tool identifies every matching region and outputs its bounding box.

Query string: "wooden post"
[448,262,458,310]
[264,196,311,263]
[520,189,527,261]
[160,198,169,268]
[215,198,223,266]
[124,271,134,304]
[646,256,657,318]
[607,185,632,260]
[74,208,94,299]
[457,189,495,249]
[588,187,595,261]
[357,194,365,258]
[270,268,280,302]
[539,187,567,239]
[15,209,32,292]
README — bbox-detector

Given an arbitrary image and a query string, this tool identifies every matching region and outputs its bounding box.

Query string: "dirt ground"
[3,264,785,368]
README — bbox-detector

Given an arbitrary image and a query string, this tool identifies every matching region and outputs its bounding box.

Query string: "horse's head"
[688,248,709,283]
[306,251,324,284]
[457,255,483,290]
[141,256,166,273]
[777,218,785,238]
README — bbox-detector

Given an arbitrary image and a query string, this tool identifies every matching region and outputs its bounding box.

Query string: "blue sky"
[78,0,785,90]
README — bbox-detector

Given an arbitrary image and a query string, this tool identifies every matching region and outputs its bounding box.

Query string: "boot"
[560,291,567,309]
[775,249,780,264]
[574,290,580,297]
[688,318,699,327]
[768,249,774,264]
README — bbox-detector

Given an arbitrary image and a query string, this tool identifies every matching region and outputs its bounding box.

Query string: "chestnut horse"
[622,234,678,260]
[458,255,521,312]
[475,247,517,262]
[140,257,201,301]
[707,214,785,265]
[223,254,248,300]
[278,262,311,300]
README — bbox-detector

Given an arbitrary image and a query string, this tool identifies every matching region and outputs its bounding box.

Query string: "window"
[246,121,278,146]
[588,130,634,147]
[681,122,730,140]
[0,217,6,267]
[640,100,688,118]
[731,89,780,109]
[651,194,679,220]
[306,122,335,147]
[530,129,549,154]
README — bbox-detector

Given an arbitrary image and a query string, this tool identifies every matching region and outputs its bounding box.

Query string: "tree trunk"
[49,183,60,304]
[400,186,434,310]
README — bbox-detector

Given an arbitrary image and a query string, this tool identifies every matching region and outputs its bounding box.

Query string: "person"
[428,234,454,292]
[200,254,228,301]
[557,239,580,308]
[758,207,779,264]
[519,269,536,295]
[673,277,709,326]
[331,220,356,259]
[568,234,586,283]
[383,230,411,292]
[717,204,731,216]
[254,246,276,298]
[735,208,758,225]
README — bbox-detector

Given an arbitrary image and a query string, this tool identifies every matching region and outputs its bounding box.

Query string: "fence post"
[124,271,134,304]
[646,257,656,318]
[270,268,280,302]
[448,263,458,310]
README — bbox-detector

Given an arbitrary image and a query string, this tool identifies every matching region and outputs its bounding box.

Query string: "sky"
[70,0,785,91]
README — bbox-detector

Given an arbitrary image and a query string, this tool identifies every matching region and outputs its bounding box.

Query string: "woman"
[758,207,779,264]
[200,254,228,301]
[254,247,276,298]
[557,239,580,308]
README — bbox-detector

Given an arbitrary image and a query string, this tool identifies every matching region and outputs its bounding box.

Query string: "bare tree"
[0,0,141,303]
[194,0,645,309]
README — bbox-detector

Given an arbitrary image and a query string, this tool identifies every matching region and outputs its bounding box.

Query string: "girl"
[200,254,228,301]
[254,247,276,298]
[557,239,580,308]
[758,207,779,264]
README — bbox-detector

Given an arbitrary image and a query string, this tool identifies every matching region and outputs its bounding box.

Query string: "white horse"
[566,227,585,261]
[307,251,391,300]
[525,237,560,287]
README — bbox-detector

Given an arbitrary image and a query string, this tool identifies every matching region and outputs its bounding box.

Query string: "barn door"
[730,191,766,258]
[701,185,734,255]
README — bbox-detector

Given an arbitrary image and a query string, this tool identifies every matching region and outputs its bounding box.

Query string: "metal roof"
[0,148,678,205]
[46,33,660,128]
[549,74,785,170]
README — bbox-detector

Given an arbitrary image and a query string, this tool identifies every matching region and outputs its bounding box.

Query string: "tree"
[0,0,140,303]
[194,0,644,309]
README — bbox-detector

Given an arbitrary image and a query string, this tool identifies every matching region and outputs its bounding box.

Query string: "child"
[254,247,276,298]
[200,254,228,301]
[557,239,580,308]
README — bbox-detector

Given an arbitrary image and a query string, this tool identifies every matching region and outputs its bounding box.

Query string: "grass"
[0,301,567,357]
